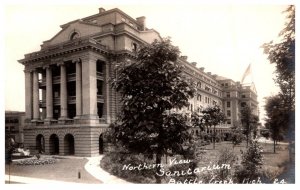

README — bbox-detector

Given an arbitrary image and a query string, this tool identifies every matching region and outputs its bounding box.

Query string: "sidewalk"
[84,156,132,184]
[257,137,289,145]
[5,175,81,184]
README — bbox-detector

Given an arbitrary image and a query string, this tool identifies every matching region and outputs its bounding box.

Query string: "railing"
[97,72,104,80]
[97,95,104,103]
[99,118,106,123]
[65,119,74,125]
[67,73,76,82]
[54,98,60,105]
[50,120,58,125]
[53,76,60,84]
[39,79,46,86]
[39,100,46,107]
[68,96,76,104]
[36,121,44,126]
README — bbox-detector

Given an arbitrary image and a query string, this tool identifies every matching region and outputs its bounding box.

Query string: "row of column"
[24,58,109,123]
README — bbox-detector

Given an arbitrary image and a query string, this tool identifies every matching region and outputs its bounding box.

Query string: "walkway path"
[5,155,131,184]
[5,175,80,184]
[85,156,131,184]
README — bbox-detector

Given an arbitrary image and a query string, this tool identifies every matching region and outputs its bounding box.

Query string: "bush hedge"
[100,152,157,183]
[14,157,56,166]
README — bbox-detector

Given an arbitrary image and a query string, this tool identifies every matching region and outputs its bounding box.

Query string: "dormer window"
[70,32,79,40]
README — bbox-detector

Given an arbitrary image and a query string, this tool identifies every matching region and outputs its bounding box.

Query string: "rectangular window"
[227,101,230,108]
[54,91,59,98]
[197,94,202,101]
[227,119,231,124]
[226,92,230,98]
[242,94,246,98]
[227,110,231,117]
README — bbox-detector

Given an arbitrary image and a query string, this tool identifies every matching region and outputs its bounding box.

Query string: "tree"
[191,111,205,132]
[201,105,226,149]
[240,104,259,147]
[112,38,195,183]
[264,95,287,153]
[262,5,295,144]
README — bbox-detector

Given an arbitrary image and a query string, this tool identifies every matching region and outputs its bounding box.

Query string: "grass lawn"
[197,141,292,181]
[99,139,294,184]
[5,157,102,184]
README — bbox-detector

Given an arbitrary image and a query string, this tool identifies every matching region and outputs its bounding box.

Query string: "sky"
[2,0,291,125]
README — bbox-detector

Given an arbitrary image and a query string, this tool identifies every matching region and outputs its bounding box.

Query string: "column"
[81,57,99,123]
[75,60,82,119]
[105,63,111,123]
[41,73,46,119]
[32,70,40,121]
[45,66,53,120]
[24,70,33,121]
[59,62,68,120]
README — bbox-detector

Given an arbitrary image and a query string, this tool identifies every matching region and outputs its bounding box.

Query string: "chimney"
[191,62,197,66]
[99,7,106,13]
[207,72,211,75]
[136,16,146,31]
[180,56,188,61]
[212,74,218,78]
[200,67,205,71]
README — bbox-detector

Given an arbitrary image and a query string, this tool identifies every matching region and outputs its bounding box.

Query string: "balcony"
[97,94,104,103]
[97,72,104,80]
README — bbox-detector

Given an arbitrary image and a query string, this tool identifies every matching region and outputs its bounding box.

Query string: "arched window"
[70,32,79,40]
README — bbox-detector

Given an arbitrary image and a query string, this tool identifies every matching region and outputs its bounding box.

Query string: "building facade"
[19,7,258,156]
[5,111,25,147]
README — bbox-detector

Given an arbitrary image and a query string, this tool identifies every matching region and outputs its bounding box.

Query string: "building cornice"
[18,38,110,65]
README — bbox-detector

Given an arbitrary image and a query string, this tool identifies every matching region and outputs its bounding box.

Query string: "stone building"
[5,111,25,147]
[18,7,258,156]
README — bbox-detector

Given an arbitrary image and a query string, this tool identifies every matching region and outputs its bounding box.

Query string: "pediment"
[45,21,102,46]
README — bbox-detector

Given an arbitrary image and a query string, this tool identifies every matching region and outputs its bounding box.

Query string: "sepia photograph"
[2,0,296,186]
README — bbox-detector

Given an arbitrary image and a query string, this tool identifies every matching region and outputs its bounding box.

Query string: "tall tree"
[112,38,195,183]
[264,95,287,153]
[262,5,295,142]
[240,104,259,147]
[201,105,226,149]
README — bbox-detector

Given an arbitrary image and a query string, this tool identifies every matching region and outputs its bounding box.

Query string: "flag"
[241,64,252,83]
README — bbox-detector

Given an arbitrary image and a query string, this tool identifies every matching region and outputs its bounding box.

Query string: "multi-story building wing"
[19,7,258,156]
[5,111,25,146]
[18,8,161,156]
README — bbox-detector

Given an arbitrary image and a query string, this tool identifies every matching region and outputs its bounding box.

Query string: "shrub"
[214,148,237,181]
[100,152,157,183]
[167,157,198,183]
[234,140,263,183]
